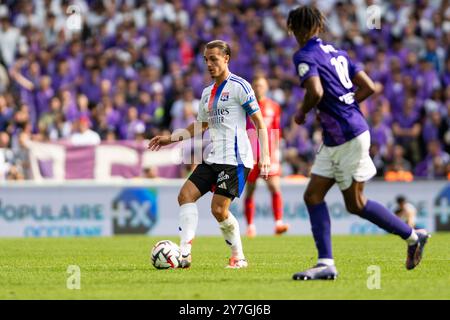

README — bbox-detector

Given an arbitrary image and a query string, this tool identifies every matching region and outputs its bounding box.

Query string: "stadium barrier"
[0,180,449,238]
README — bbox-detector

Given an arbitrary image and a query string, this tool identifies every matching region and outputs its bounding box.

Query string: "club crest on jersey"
[298,63,309,77]
[220,92,229,101]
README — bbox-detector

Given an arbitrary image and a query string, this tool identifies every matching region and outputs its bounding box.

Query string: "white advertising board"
[0,180,449,237]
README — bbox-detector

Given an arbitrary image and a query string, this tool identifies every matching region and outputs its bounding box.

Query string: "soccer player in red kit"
[244,75,289,237]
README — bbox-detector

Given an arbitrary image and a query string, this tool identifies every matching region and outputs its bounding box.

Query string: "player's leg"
[244,181,257,237]
[178,164,215,268]
[265,175,289,235]
[293,174,338,280]
[342,180,430,270]
[338,131,429,270]
[303,174,336,261]
[244,164,259,237]
[211,193,247,268]
[213,164,251,268]
[293,141,340,280]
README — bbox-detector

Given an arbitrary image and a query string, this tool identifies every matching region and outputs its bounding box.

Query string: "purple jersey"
[293,37,369,146]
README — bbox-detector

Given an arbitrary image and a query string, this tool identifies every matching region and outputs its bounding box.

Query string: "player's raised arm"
[294,76,323,125]
[249,111,270,179]
[352,70,376,103]
[147,121,208,151]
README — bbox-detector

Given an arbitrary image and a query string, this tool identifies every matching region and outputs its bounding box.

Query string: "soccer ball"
[151,240,181,269]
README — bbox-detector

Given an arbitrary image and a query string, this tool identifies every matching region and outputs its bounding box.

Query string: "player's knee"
[211,203,227,219]
[267,183,280,194]
[245,186,255,198]
[303,191,322,206]
[178,191,193,206]
[345,201,365,215]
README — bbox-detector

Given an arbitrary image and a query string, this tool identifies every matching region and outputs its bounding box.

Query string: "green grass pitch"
[0,234,449,300]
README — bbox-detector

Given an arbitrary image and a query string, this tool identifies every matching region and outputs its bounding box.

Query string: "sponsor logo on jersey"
[208,108,230,125]
[208,108,230,116]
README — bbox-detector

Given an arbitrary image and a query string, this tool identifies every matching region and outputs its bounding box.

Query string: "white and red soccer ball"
[151,240,181,269]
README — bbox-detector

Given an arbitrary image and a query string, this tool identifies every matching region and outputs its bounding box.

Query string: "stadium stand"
[0,0,448,180]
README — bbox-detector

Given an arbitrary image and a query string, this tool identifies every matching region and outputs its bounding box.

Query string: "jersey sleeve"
[238,81,260,116]
[293,53,319,87]
[196,90,208,122]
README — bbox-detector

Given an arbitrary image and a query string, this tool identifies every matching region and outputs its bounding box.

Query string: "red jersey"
[246,97,281,177]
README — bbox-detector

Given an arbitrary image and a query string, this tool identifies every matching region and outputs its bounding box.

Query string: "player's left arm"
[249,111,270,179]
[295,76,323,125]
[352,71,376,103]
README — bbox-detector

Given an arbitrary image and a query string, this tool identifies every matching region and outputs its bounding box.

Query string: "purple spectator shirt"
[394,110,419,129]
[35,88,54,117]
[293,37,369,146]
[370,123,392,149]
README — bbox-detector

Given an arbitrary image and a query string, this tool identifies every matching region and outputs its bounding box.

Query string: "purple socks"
[307,202,333,259]
[360,200,413,239]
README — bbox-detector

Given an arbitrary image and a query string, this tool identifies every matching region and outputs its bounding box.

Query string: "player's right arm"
[294,76,323,125]
[147,121,208,151]
[352,71,375,103]
[293,54,323,125]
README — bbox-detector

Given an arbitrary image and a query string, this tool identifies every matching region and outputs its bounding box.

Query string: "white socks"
[219,212,245,260]
[317,258,335,266]
[406,229,419,246]
[179,203,199,256]
[180,205,245,260]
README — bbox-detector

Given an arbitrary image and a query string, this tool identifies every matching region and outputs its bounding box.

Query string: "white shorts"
[311,130,377,191]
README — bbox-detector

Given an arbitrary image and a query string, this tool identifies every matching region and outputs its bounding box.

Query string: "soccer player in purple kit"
[287,6,430,280]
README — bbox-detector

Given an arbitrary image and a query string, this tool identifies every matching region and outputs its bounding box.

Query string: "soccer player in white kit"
[148,40,270,269]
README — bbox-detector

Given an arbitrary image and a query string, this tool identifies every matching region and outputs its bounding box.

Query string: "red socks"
[244,197,255,225]
[272,192,283,221]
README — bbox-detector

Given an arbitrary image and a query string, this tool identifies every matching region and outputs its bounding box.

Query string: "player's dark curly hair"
[287,5,325,42]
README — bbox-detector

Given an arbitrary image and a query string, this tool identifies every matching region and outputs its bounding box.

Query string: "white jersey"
[197,72,260,169]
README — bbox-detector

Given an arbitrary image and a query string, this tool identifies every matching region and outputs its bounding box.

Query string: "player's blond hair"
[205,40,231,59]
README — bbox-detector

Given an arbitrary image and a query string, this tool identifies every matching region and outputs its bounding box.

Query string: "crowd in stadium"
[0,0,449,180]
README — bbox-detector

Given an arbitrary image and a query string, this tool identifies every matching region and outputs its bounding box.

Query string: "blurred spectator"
[283,117,314,176]
[415,140,450,178]
[0,15,23,67]
[394,195,417,228]
[0,94,13,131]
[119,106,146,140]
[421,34,446,73]
[11,131,31,179]
[392,95,422,165]
[385,144,413,173]
[69,116,101,146]
[170,87,198,131]
[0,0,446,180]
[0,131,14,179]
[422,109,448,146]
[369,143,385,177]
[369,107,393,157]
[142,166,158,179]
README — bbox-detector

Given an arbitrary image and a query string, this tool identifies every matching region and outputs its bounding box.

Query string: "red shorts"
[247,161,281,183]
